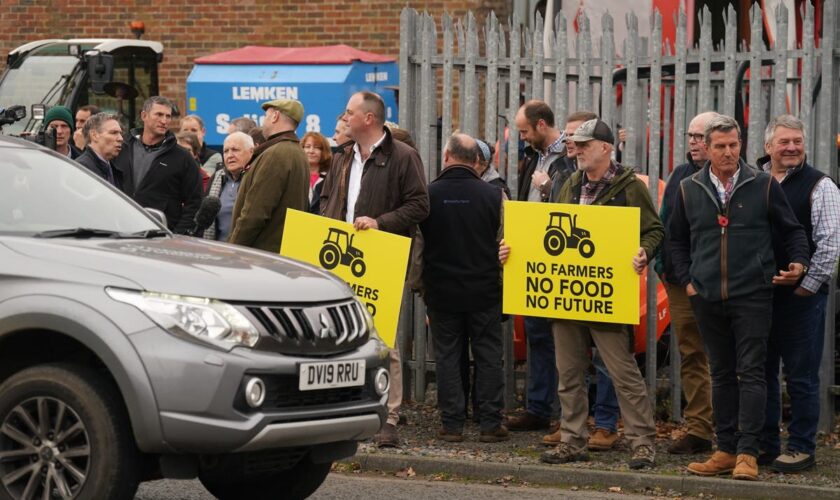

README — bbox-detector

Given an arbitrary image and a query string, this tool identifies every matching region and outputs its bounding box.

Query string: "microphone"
[190,196,221,236]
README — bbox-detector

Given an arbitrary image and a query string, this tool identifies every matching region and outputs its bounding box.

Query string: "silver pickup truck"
[0,136,390,500]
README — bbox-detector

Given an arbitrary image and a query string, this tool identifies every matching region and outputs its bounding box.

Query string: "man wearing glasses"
[654,111,718,455]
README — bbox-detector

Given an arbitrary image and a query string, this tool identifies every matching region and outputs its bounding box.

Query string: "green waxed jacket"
[551,163,664,332]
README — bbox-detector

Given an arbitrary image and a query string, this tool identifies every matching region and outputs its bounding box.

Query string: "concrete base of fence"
[343,453,839,500]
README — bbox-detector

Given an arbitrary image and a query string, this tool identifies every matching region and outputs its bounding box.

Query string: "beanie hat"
[43,106,74,131]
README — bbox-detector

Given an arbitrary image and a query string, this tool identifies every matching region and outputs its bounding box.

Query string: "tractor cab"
[0,38,162,135]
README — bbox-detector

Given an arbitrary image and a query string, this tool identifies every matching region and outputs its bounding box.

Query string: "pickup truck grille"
[240,299,370,356]
[260,374,369,411]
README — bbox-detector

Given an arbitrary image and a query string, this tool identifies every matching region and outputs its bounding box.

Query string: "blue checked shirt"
[762,162,840,292]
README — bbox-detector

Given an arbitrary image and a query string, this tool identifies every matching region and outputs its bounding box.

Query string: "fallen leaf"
[609,486,622,493]
[395,466,416,478]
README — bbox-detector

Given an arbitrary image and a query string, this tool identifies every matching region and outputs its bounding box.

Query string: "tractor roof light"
[130,20,146,39]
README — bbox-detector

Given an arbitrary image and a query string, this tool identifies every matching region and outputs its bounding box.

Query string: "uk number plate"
[299,360,366,391]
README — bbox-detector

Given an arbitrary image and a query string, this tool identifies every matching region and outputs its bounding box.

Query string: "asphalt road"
[135,472,653,499]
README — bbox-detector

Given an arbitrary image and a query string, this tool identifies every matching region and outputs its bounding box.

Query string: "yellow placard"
[280,209,411,347]
[502,201,640,324]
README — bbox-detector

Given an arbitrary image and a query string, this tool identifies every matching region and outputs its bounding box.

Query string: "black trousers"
[428,303,504,433]
[690,290,772,457]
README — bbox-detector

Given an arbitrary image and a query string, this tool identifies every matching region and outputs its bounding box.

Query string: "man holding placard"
[503,118,663,470]
[320,91,429,448]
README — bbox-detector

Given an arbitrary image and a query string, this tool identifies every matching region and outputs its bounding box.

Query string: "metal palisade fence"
[397,3,839,431]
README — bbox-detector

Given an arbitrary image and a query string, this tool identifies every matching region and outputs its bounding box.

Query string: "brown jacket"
[320,127,430,237]
[228,130,309,252]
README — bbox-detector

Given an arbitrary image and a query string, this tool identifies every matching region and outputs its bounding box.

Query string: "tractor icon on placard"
[543,212,595,258]
[319,228,367,277]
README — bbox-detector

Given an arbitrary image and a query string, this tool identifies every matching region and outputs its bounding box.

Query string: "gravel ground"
[359,398,840,490]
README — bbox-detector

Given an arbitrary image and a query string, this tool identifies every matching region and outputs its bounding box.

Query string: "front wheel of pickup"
[0,364,140,500]
[200,457,331,500]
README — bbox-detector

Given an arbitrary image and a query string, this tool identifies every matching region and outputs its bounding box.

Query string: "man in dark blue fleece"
[669,114,810,481]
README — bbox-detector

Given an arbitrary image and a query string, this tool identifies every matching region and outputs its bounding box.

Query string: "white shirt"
[346,132,387,223]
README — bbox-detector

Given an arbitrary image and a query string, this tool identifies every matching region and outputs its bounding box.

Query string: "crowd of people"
[49,88,839,481]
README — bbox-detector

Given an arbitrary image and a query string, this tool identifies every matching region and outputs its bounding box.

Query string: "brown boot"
[687,451,737,476]
[374,423,400,448]
[505,412,550,431]
[587,428,619,451]
[732,454,758,481]
[542,427,563,445]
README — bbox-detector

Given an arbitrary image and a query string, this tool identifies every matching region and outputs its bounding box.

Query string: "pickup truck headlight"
[107,288,259,349]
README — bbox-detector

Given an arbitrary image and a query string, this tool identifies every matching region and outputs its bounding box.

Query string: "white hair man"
[203,131,255,241]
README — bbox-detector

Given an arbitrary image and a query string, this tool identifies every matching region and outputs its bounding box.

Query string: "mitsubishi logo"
[318,313,335,339]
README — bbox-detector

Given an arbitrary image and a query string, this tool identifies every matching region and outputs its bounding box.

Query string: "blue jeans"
[593,351,620,432]
[524,317,558,419]
[761,289,828,456]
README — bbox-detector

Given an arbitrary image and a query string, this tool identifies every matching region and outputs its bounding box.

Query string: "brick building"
[1,0,511,114]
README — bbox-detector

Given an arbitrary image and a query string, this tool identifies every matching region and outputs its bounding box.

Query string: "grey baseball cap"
[568,118,615,144]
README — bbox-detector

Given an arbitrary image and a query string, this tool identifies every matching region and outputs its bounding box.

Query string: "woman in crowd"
[301,131,332,214]
[176,131,210,191]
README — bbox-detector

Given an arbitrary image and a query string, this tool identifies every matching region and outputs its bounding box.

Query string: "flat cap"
[261,99,304,124]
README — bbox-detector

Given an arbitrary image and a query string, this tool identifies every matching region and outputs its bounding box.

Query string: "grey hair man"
[113,96,203,233]
[419,133,508,443]
[757,114,840,473]
[533,118,662,470]
[320,90,430,447]
[75,112,124,188]
[204,131,255,242]
[670,114,810,480]
[228,99,309,252]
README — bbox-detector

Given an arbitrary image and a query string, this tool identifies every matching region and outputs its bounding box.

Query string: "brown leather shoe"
[732,454,759,481]
[687,451,737,476]
[667,433,713,455]
[587,428,619,451]
[374,423,400,448]
[479,425,510,443]
[437,427,464,443]
[505,412,550,431]
[542,427,563,445]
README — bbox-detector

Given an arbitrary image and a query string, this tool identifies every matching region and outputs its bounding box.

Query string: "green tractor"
[543,211,595,258]
[319,228,367,277]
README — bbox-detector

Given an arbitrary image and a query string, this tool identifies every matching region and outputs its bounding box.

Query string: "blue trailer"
[186,44,398,149]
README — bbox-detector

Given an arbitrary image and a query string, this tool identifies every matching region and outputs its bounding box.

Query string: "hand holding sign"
[353,216,379,230]
[499,239,511,265]
[632,247,648,275]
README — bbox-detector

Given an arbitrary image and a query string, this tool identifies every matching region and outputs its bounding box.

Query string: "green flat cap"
[261,99,304,124]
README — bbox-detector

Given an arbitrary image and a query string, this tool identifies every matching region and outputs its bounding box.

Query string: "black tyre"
[200,458,331,500]
[318,245,340,270]
[543,230,566,256]
[578,238,595,258]
[350,259,366,278]
[0,364,140,500]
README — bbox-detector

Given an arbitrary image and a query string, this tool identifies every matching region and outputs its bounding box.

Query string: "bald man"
[419,133,507,443]
[655,111,719,455]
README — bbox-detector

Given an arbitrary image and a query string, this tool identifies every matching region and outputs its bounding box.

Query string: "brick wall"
[1,0,511,116]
